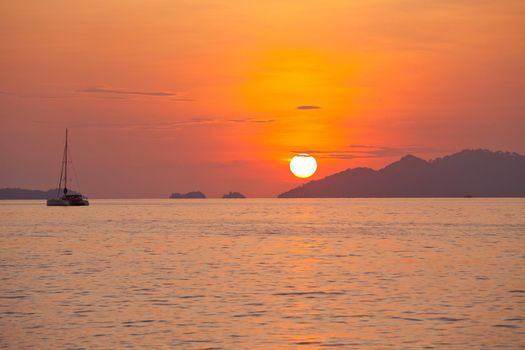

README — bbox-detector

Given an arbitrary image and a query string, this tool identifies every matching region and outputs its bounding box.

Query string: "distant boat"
[47,129,89,206]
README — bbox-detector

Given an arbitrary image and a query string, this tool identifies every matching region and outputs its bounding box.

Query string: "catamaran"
[47,129,89,206]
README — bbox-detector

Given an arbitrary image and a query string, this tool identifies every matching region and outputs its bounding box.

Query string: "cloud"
[346,144,378,149]
[32,117,274,131]
[79,87,175,97]
[291,145,440,160]
[1,89,190,100]
[296,105,321,110]
[171,98,197,102]
[228,118,275,124]
[3,91,72,99]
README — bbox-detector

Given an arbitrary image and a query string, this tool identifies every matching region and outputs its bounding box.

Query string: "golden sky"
[1,0,524,197]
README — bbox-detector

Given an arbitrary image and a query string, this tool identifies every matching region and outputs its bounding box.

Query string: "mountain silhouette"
[0,188,80,199]
[278,149,525,198]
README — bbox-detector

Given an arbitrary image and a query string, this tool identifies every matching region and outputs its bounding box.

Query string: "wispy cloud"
[228,118,275,124]
[292,145,439,160]
[296,105,321,110]
[33,117,274,131]
[171,98,197,102]
[1,89,191,100]
[79,87,176,97]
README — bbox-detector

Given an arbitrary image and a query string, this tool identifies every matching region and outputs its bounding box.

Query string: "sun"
[290,154,317,178]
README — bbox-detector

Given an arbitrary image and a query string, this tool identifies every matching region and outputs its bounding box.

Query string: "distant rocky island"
[169,191,206,199]
[279,149,525,198]
[222,191,246,198]
[0,188,73,200]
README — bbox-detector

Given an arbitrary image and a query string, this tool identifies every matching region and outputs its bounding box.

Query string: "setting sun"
[290,154,317,178]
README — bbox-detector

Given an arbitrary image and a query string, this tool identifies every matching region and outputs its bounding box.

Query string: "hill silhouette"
[222,191,246,198]
[0,188,79,199]
[170,191,206,199]
[278,149,525,198]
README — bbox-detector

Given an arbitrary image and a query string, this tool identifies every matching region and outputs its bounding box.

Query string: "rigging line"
[56,138,67,198]
[68,145,82,194]
[64,128,68,192]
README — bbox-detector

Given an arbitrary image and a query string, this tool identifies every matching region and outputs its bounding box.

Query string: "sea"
[0,198,524,349]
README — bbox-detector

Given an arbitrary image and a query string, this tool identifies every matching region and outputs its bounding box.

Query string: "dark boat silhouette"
[47,129,89,206]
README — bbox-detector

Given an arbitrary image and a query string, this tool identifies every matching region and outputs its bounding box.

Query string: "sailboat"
[47,129,89,206]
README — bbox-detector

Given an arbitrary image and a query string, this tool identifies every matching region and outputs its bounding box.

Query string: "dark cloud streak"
[79,87,176,97]
[292,145,440,159]
[296,105,321,110]
[228,118,275,124]
[32,117,274,131]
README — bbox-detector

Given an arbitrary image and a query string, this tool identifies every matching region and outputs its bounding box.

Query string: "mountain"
[0,188,79,199]
[278,149,525,198]
[170,191,206,199]
[222,191,246,198]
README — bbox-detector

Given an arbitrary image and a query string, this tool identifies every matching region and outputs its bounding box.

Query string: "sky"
[1,0,524,198]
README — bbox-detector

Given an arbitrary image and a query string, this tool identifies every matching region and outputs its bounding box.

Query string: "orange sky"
[1,1,524,197]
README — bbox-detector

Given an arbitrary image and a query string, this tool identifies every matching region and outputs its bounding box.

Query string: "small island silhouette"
[0,188,80,200]
[169,191,206,199]
[222,191,246,198]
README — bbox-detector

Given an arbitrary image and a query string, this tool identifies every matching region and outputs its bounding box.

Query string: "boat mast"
[64,128,68,195]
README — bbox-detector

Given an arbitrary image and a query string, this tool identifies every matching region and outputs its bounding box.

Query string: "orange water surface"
[1,199,524,349]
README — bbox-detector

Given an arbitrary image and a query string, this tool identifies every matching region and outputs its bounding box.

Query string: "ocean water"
[0,198,524,349]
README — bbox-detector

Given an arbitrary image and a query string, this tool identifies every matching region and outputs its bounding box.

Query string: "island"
[0,188,77,200]
[222,191,246,199]
[278,149,525,198]
[169,191,206,199]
